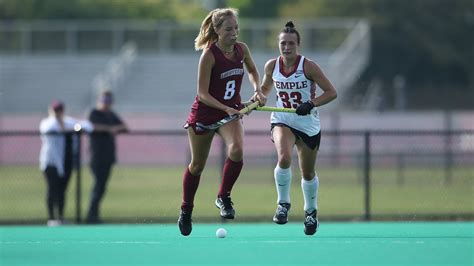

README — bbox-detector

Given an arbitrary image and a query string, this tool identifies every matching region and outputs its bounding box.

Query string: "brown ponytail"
[194,8,239,51]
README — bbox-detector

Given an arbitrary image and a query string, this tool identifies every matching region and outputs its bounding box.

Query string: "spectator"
[39,100,92,226]
[86,90,128,224]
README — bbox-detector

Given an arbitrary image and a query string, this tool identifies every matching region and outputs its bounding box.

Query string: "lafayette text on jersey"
[271,55,321,136]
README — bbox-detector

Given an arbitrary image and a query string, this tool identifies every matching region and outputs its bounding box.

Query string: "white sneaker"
[47,219,62,227]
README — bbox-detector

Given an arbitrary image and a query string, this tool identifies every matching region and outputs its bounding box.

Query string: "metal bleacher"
[116,52,331,114]
[1,55,109,114]
[0,19,370,115]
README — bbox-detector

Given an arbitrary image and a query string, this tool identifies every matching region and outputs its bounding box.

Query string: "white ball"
[216,228,227,238]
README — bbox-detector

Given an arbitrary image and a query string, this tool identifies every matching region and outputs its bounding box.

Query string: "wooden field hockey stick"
[195,101,260,130]
[255,106,297,113]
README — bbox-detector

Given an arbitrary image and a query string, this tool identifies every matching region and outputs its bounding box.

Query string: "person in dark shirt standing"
[86,90,128,224]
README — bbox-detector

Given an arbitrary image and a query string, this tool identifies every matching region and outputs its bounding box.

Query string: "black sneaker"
[273,202,291,224]
[304,209,319,235]
[178,209,192,236]
[215,196,235,219]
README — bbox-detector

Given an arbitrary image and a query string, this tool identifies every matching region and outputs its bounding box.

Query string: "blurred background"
[0,0,473,224]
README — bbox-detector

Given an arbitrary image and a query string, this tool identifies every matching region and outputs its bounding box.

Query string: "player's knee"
[228,152,243,162]
[301,171,315,181]
[188,162,205,175]
[278,155,292,169]
[227,144,243,161]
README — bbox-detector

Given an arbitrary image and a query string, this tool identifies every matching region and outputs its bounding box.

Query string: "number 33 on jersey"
[271,55,321,136]
[273,55,316,108]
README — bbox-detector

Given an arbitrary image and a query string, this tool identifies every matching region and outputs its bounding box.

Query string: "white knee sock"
[301,175,319,212]
[274,165,292,204]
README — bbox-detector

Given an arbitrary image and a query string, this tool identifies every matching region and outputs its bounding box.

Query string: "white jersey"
[271,55,320,136]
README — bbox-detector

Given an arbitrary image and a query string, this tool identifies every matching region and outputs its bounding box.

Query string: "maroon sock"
[181,167,201,212]
[218,158,243,198]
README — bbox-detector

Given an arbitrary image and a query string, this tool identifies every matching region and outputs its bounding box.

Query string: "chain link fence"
[0,130,473,224]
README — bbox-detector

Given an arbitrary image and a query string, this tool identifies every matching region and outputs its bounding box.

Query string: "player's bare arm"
[197,48,239,116]
[305,59,337,107]
[240,42,265,106]
[260,59,277,98]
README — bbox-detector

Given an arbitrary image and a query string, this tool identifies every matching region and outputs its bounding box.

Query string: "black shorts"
[271,123,321,150]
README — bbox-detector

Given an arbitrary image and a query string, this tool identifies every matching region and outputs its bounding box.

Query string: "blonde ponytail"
[194,8,239,51]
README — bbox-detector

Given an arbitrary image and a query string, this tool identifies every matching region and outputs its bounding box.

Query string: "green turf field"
[1,165,473,223]
[1,222,472,265]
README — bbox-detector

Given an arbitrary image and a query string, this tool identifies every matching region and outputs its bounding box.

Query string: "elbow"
[197,92,205,102]
[197,92,210,105]
[332,90,338,100]
[197,93,208,104]
[121,126,129,133]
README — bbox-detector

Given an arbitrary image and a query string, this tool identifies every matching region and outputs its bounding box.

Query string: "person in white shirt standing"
[259,21,337,235]
[39,100,92,226]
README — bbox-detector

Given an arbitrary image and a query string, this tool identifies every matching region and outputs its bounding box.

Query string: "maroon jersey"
[186,42,245,127]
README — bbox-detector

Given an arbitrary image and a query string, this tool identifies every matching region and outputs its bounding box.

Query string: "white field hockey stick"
[195,101,260,130]
[255,106,297,113]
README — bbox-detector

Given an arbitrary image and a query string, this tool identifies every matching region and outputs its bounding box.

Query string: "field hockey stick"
[195,101,260,130]
[240,100,260,114]
[255,106,297,113]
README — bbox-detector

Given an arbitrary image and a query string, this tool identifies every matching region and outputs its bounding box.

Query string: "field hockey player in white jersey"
[259,21,337,235]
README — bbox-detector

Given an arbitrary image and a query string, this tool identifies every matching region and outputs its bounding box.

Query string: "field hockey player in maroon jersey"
[178,8,266,236]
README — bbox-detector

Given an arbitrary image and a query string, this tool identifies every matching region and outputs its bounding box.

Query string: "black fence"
[0,129,473,224]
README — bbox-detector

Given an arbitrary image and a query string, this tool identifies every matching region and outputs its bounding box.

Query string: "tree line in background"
[1,0,473,110]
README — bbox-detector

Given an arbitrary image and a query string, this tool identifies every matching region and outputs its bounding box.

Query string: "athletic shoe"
[215,196,235,219]
[304,209,319,235]
[178,209,192,236]
[273,202,291,224]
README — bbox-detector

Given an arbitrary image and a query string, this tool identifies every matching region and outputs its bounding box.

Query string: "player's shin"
[301,174,319,212]
[181,167,201,212]
[274,165,292,204]
[218,158,243,198]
